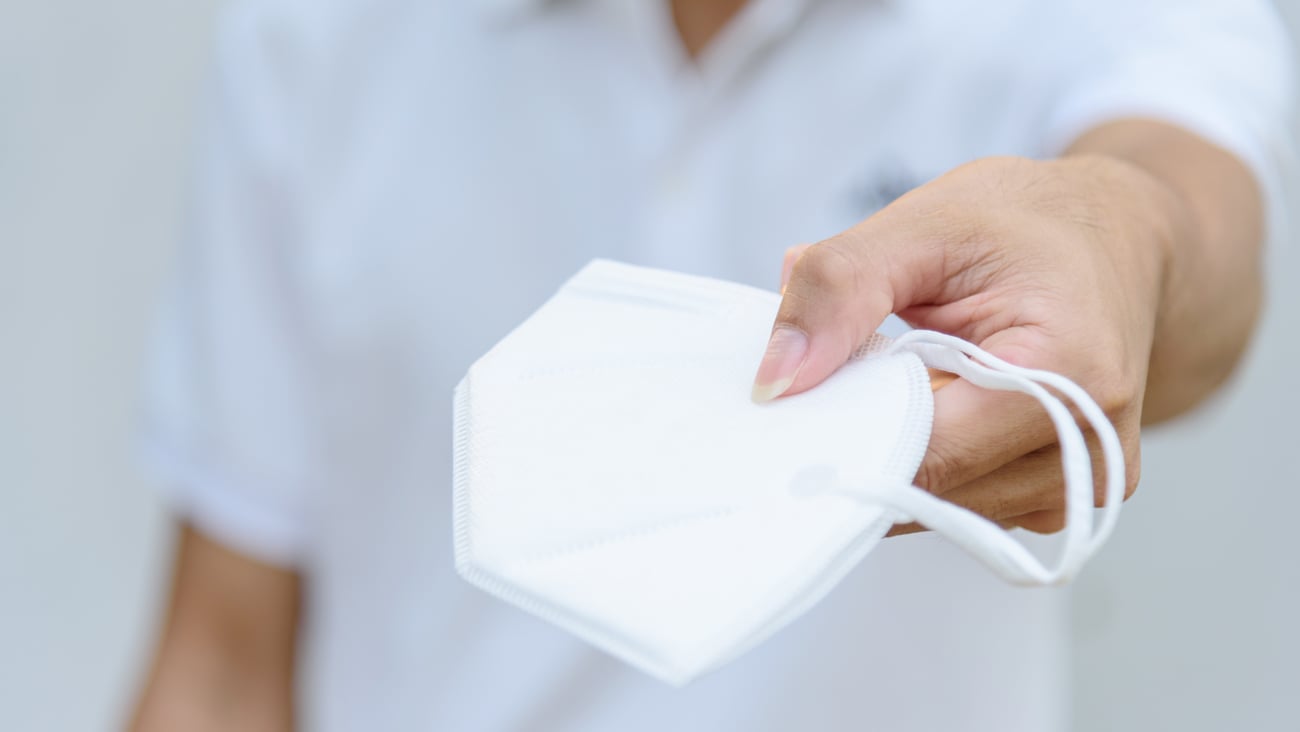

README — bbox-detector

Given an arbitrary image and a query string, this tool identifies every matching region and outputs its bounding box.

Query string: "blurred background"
[1,1,1296,730]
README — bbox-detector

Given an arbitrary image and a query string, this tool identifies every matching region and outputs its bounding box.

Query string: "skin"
[129,527,299,732]
[130,2,1266,728]
[757,123,1263,534]
[670,0,749,58]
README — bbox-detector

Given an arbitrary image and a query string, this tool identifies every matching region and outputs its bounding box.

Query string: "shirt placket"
[609,0,818,274]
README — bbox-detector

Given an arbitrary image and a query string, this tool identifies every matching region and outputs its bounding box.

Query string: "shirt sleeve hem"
[138,433,308,568]
[1042,87,1290,248]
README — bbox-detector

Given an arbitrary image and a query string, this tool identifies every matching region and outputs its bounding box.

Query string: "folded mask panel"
[453,259,1123,686]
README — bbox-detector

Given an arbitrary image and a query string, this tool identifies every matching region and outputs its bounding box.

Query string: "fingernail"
[752,327,808,403]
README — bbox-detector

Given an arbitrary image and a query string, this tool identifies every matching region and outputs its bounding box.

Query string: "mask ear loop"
[853,330,1125,586]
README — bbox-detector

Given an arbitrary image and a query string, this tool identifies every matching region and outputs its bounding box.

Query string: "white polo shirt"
[143,0,1292,729]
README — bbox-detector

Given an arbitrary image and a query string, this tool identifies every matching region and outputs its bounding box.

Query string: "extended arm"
[756,118,1269,532]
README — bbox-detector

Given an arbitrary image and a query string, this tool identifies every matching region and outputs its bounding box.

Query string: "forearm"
[1066,119,1265,423]
[129,525,300,732]
[131,648,295,732]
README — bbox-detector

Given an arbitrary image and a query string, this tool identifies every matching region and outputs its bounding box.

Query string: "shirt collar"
[473,0,827,27]
[472,0,559,24]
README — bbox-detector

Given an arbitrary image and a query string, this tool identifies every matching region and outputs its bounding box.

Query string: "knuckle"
[916,441,960,493]
[1080,350,1143,421]
[791,241,862,295]
[1091,431,1141,507]
[1091,373,1135,419]
[774,282,816,325]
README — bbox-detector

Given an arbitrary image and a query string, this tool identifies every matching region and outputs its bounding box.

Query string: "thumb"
[779,243,813,291]
[752,230,934,402]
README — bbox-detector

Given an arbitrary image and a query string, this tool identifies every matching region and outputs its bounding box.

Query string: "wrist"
[1056,152,1187,322]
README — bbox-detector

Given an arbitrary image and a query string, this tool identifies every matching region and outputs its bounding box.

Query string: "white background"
[1,2,1296,729]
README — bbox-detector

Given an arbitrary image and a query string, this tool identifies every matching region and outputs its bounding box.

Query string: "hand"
[754,155,1180,533]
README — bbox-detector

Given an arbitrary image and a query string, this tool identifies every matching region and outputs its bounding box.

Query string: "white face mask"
[453,259,1124,686]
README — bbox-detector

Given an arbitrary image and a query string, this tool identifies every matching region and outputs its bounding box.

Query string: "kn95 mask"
[453,259,1124,686]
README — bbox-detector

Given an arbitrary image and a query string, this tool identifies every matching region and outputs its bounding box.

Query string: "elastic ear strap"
[864,330,1124,586]
[893,331,1126,554]
[862,354,1091,585]
[859,478,1060,584]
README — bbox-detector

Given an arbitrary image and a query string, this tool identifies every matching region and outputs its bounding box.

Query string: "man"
[130,0,1293,729]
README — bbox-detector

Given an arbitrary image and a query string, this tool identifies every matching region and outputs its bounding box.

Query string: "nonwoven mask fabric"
[453,259,1125,686]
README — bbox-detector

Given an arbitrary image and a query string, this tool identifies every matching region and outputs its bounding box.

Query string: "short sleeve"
[140,3,316,567]
[1042,0,1296,246]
